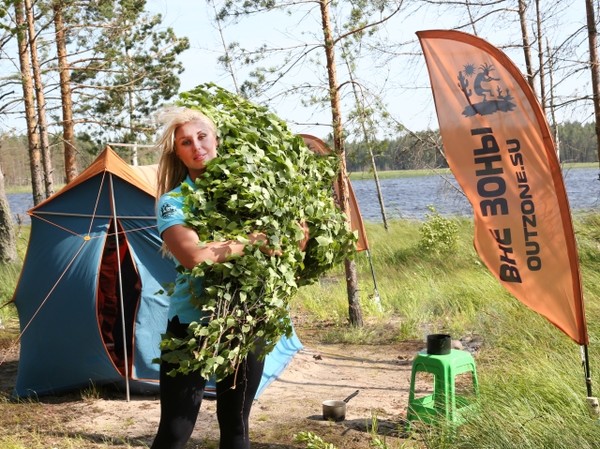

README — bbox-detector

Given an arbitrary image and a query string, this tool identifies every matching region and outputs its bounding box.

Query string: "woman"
[151,107,278,449]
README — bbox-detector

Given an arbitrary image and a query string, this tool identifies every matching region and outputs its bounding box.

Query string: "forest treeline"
[346,120,599,172]
[0,120,597,187]
[2,1,599,191]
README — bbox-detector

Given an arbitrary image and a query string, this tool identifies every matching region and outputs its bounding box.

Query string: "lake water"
[352,166,600,222]
[7,167,600,224]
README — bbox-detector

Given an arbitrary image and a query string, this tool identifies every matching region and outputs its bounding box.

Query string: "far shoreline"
[348,162,599,181]
[5,162,599,194]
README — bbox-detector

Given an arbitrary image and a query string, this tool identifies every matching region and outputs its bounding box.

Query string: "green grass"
[3,213,600,448]
[349,168,452,180]
[291,212,600,448]
[0,226,29,325]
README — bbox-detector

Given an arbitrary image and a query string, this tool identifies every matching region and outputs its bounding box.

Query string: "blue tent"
[12,147,302,398]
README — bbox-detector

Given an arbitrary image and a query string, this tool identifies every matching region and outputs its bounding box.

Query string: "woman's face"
[174,119,218,179]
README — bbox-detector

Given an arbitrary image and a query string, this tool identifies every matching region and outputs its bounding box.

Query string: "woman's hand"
[163,226,296,269]
[249,232,282,256]
[162,224,250,269]
[298,221,309,251]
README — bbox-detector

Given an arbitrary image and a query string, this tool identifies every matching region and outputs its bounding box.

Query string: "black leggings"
[151,317,265,449]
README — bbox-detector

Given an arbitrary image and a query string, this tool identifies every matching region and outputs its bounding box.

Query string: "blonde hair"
[155,107,218,198]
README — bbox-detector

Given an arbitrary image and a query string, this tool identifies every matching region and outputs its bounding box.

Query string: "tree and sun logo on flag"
[458,62,516,116]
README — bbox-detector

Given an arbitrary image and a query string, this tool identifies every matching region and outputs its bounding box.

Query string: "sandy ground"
[72,341,420,447]
[0,326,429,448]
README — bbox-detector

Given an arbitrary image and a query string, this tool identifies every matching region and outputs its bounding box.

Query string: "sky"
[147,0,592,140]
[0,0,592,140]
[144,0,470,137]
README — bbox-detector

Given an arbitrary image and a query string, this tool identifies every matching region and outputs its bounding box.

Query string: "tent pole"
[109,175,131,402]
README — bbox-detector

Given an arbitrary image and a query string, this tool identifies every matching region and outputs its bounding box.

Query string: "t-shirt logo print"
[160,202,177,219]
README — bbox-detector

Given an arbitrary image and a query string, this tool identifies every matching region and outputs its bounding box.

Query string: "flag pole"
[582,345,599,418]
[582,345,593,397]
[365,249,382,311]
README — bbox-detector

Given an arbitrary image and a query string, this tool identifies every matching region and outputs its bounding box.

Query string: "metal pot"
[322,390,359,421]
[427,333,451,355]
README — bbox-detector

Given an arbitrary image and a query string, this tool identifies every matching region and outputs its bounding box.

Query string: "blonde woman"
[152,107,275,449]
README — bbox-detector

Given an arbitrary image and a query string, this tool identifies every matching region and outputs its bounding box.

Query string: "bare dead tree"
[209,0,241,94]
[319,0,363,326]
[535,0,547,109]
[547,38,560,160]
[518,0,536,92]
[340,55,389,230]
[465,0,478,34]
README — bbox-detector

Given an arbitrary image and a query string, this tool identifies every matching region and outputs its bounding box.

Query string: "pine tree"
[70,0,189,160]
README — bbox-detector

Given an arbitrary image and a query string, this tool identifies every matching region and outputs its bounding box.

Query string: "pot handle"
[343,389,360,403]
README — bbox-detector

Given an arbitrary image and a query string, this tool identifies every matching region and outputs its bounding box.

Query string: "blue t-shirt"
[157,176,205,324]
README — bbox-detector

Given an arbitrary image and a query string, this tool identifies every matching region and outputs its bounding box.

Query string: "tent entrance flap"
[97,218,141,376]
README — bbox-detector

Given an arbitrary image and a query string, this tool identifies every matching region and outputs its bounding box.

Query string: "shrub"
[418,205,458,254]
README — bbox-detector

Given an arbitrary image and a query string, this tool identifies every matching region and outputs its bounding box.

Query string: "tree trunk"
[585,0,600,166]
[14,0,44,206]
[25,0,54,197]
[0,163,17,264]
[209,0,240,94]
[547,39,560,161]
[342,54,389,230]
[465,0,477,35]
[319,0,363,327]
[368,150,389,230]
[344,258,362,322]
[125,47,138,166]
[518,0,536,93]
[535,0,546,109]
[53,0,78,183]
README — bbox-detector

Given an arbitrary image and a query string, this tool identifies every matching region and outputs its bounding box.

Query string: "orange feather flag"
[417,30,588,345]
[299,134,369,252]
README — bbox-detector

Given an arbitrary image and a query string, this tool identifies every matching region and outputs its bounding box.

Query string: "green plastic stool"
[406,349,479,426]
